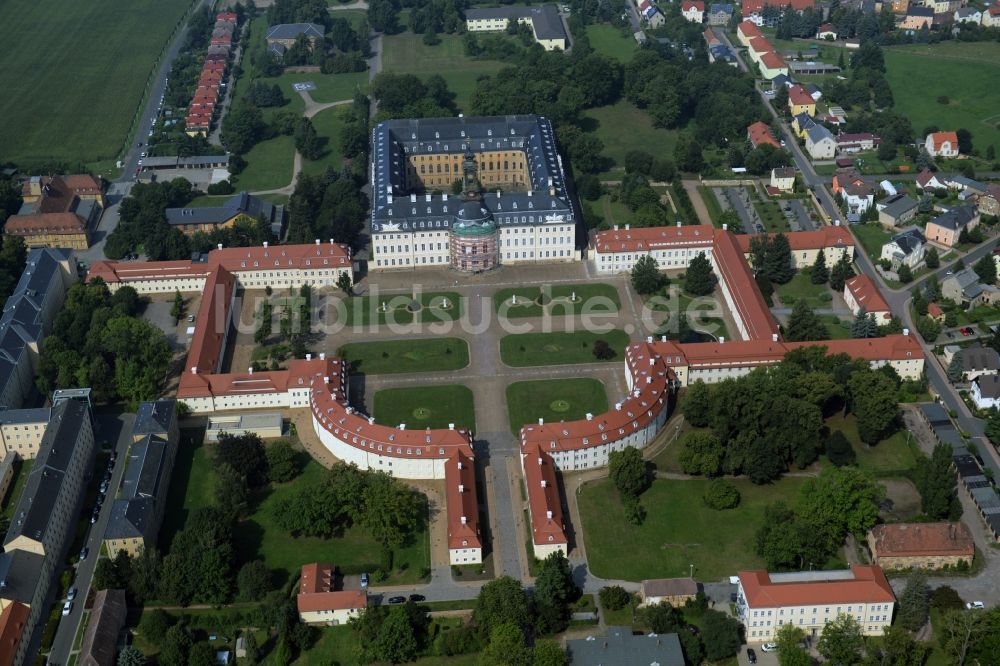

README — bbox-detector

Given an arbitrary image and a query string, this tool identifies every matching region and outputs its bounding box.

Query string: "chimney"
[315,239,320,245]
[249,366,254,374]
[538,418,544,425]
[541,480,548,488]
[399,424,407,430]
[425,193,431,202]
[903,328,910,336]
[442,193,447,201]
[368,416,375,424]
[460,515,467,524]
[722,223,728,230]
[676,219,682,227]
[323,376,329,383]
[586,413,593,421]
[410,193,416,202]
[528,190,533,197]
[720,337,726,343]
[459,484,465,493]
[625,224,630,230]
[263,241,268,248]
[458,461,463,470]
[319,352,326,360]
[191,366,197,374]
[772,333,779,342]
[448,423,455,430]
[329,239,334,245]
[217,243,223,251]
[647,336,653,343]
[306,353,312,361]
[615,403,622,411]
[546,510,553,519]
[537,457,542,466]
[614,225,619,231]
[661,335,666,342]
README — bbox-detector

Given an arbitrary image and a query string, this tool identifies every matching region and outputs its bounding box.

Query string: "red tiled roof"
[216,11,238,21]
[0,602,28,666]
[4,212,87,235]
[738,20,764,40]
[522,443,568,546]
[743,0,815,12]
[928,131,959,152]
[869,523,974,559]
[760,51,788,70]
[682,1,705,10]
[788,84,814,106]
[704,28,721,45]
[739,565,895,608]
[845,274,891,317]
[748,121,780,149]
[748,36,773,54]
[734,226,853,253]
[445,451,481,551]
[928,303,944,318]
[819,22,834,32]
[181,265,235,379]
[300,562,334,595]
[297,588,367,613]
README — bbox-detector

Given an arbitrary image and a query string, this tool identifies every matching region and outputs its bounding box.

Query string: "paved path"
[682,180,713,226]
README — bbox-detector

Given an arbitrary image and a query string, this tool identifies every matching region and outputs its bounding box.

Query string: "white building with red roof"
[682,1,706,22]
[844,274,892,323]
[521,443,568,558]
[445,451,483,564]
[737,565,896,641]
[296,563,367,625]
[925,131,960,158]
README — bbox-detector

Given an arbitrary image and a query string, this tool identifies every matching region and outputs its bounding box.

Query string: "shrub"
[702,479,741,510]
[599,585,632,611]
[930,585,964,611]
[206,179,235,195]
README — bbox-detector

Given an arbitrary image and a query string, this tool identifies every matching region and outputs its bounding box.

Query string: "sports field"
[0,0,193,166]
[884,42,1000,155]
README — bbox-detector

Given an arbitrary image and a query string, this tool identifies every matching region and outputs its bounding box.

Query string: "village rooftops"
[652,334,922,368]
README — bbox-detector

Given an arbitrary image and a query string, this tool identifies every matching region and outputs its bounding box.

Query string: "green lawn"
[583,101,679,176]
[291,624,479,666]
[373,385,476,432]
[884,42,1000,155]
[775,270,834,308]
[159,429,215,550]
[821,315,852,340]
[579,476,809,581]
[270,70,369,105]
[499,329,632,367]
[382,32,506,113]
[851,223,892,261]
[698,186,726,226]
[231,135,296,192]
[826,414,920,476]
[593,193,637,227]
[0,0,192,167]
[301,105,350,176]
[752,197,791,233]
[493,283,621,318]
[585,23,638,63]
[334,291,463,326]
[506,378,609,435]
[337,337,470,374]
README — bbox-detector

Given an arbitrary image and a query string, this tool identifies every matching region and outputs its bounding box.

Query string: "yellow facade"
[405,150,531,190]
[16,232,90,250]
[105,537,146,559]
[788,99,816,118]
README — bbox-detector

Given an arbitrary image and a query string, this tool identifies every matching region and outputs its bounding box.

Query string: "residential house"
[927,302,946,323]
[916,168,946,191]
[103,400,179,559]
[265,23,324,51]
[977,184,1000,216]
[759,51,790,79]
[944,175,989,197]
[709,43,738,65]
[867,523,974,571]
[844,274,892,323]
[296,563,367,625]
[880,227,925,270]
[770,167,796,192]
[926,0,960,13]
[983,4,1000,26]
[166,191,286,237]
[567,627,685,666]
[465,6,568,50]
[959,346,1000,382]
[792,112,817,139]
[925,205,980,247]
[941,268,998,307]
[640,578,699,606]
[736,566,896,642]
[805,124,837,159]
[971,374,1000,409]
[843,181,875,215]
[0,408,50,459]
[747,121,780,149]
[804,82,823,101]
[770,74,792,91]
[816,23,838,38]
[707,3,734,24]
[445,450,483,565]
[955,7,982,22]
[925,131,960,158]
[205,413,282,441]
[901,6,934,29]
[892,0,910,12]
[788,84,816,117]
[837,133,880,154]
[682,1,706,21]
[645,7,666,27]
[78,589,127,666]
[737,20,765,45]
[522,442,568,559]
[5,175,104,250]
[877,194,919,228]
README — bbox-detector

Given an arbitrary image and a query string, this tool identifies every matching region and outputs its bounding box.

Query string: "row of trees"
[0,234,26,304]
[286,165,367,247]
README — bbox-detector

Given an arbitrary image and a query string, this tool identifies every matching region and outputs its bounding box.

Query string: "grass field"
[582,101,679,175]
[593,193,637,227]
[335,291,463,326]
[579,476,810,581]
[825,413,919,476]
[493,283,621,318]
[269,70,369,105]
[231,135,296,192]
[506,379,609,435]
[0,0,193,166]
[381,32,506,113]
[499,329,632,366]
[160,431,429,588]
[290,623,479,666]
[585,23,638,63]
[821,315,852,340]
[301,105,350,176]
[337,337,470,374]
[851,223,893,261]
[775,270,833,308]
[373,385,476,432]
[884,42,1000,155]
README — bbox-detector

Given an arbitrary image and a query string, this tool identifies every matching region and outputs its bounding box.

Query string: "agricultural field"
[0,0,193,167]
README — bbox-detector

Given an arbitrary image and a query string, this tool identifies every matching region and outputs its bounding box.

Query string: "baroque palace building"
[369,115,579,272]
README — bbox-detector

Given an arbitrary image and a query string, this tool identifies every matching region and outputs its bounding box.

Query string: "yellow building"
[465,5,568,51]
[788,84,817,117]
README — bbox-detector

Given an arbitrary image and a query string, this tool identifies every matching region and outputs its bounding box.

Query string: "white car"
[62,601,73,616]
[966,601,985,610]
[761,643,778,653]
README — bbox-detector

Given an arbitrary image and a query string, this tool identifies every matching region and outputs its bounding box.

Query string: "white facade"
[740,597,895,642]
[682,4,705,22]
[806,133,837,160]
[299,606,363,626]
[450,544,483,565]
[925,134,959,158]
[845,191,874,216]
[971,378,1000,409]
[880,238,925,270]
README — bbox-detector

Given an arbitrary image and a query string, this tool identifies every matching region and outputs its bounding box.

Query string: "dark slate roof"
[370,115,573,234]
[133,399,176,436]
[975,374,1000,399]
[0,550,45,605]
[881,194,918,220]
[947,175,988,193]
[3,400,90,548]
[465,5,567,41]
[567,627,685,666]
[78,589,127,666]
[919,402,950,426]
[0,408,50,426]
[806,124,835,144]
[933,424,963,449]
[709,3,734,13]
[105,433,174,542]
[265,23,324,40]
[953,453,982,478]
[166,192,285,228]
[962,346,1000,372]
[889,227,924,256]
[908,6,934,16]
[931,205,978,231]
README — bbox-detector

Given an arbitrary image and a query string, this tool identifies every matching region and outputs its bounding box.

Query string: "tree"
[956,128,973,155]
[221,103,266,154]
[680,381,713,427]
[817,614,864,665]
[897,573,929,631]
[811,250,829,284]
[158,625,193,666]
[599,586,632,611]
[703,479,741,510]
[480,622,531,666]
[975,254,997,285]
[925,246,940,269]
[797,466,884,551]
[701,609,742,661]
[295,117,324,160]
[766,233,794,284]
[918,443,962,520]
[117,645,147,666]
[830,254,855,292]
[592,340,615,360]
[948,351,965,384]
[785,299,827,342]
[938,608,988,666]
[876,625,930,666]
[216,432,268,486]
[473,576,530,637]
[638,602,682,633]
[215,463,249,520]
[534,551,579,633]
[631,255,664,295]
[931,585,965,611]
[774,623,810,666]
[170,290,185,323]
[266,440,301,483]
[684,252,715,296]
[878,138,898,162]
[898,264,913,283]
[825,431,856,466]
[848,368,899,445]
[237,560,272,602]
[609,447,648,499]
[916,315,941,343]
[678,431,724,476]
[139,608,173,644]
[373,606,419,663]
[361,472,426,550]
[189,642,217,666]
[336,271,353,294]
[532,641,568,666]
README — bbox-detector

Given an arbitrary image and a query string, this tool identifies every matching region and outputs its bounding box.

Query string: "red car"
[961,327,974,336]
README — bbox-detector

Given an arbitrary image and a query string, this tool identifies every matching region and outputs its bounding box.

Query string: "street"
[45,413,136,666]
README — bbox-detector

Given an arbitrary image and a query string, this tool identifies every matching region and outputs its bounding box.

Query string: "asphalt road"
[46,413,136,666]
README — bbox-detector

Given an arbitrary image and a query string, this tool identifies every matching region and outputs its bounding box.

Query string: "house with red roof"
[844,274,892,323]
[788,84,816,117]
[446,451,482,565]
[983,3,1000,27]
[737,20,764,45]
[816,22,837,39]
[747,121,780,149]
[296,563,367,625]
[916,168,946,191]
[759,51,790,79]
[521,443,568,558]
[925,131,960,158]
[682,0,705,22]
[737,565,896,641]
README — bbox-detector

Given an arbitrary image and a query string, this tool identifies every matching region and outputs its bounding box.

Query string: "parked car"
[79,547,89,561]
[360,572,369,588]
[388,596,406,604]
[762,643,777,652]
[747,648,757,664]
[62,601,73,616]
[966,601,985,610]
[409,594,426,602]
[67,587,78,601]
